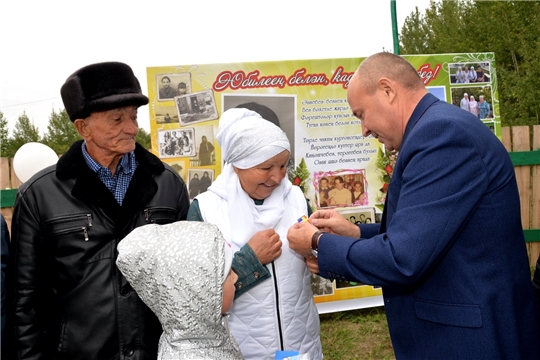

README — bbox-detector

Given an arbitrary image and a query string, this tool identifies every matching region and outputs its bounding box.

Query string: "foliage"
[288,157,310,194]
[7,112,41,157]
[136,127,151,150]
[400,0,540,126]
[43,109,82,155]
[374,148,398,211]
[0,111,10,157]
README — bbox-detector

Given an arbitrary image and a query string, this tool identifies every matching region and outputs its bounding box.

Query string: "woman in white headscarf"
[469,95,479,118]
[187,108,322,360]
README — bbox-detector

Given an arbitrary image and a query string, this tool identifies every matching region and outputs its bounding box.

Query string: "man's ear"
[73,119,89,138]
[378,77,397,103]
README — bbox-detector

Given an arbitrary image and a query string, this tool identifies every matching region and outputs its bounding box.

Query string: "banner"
[147,52,499,313]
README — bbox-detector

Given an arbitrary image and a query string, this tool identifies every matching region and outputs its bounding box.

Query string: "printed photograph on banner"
[157,128,196,158]
[312,169,368,209]
[310,274,334,296]
[223,94,296,161]
[176,90,218,126]
[157,73,192,101]
[450,85,493,120]
[337,206,376,226]
[448,62,491,84]
[155,105,178,124]
[188,169,214,200]
[427,86,447,102]
[483,120,496,134]
[191,125,216,167]
[335,279,367,289]
[164,159,187,183]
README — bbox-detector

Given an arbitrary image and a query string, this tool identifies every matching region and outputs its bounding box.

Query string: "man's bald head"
[347,52,428,152]
[354,52,424,94]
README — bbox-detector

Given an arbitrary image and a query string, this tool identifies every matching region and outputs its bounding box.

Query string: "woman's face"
[234,150,290,200]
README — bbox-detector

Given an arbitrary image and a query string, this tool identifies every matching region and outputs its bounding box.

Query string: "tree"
[43,109,82,155]
[9,112,41,156]
[136,127,151,150]
[0,111,11,157]
[400,0,540,126]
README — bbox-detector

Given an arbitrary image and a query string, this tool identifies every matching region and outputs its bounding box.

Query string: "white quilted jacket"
[197,186,322,360]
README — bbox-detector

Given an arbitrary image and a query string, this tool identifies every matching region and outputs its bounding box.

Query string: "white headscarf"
[206,107,292,250]
[217,108,290,169]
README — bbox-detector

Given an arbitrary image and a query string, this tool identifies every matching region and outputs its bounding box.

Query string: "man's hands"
[287,221,319,258]
[249,209,361,273]
[247,229,282,265]
[309,209,361,238]
[287,209,361,274]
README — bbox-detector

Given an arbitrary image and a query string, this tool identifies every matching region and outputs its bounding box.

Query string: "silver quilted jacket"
[117,221,244,359]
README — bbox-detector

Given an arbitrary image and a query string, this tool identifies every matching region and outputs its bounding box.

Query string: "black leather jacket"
[7,141,189,359]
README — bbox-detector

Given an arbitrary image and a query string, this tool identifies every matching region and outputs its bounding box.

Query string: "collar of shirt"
[81,141,137,204]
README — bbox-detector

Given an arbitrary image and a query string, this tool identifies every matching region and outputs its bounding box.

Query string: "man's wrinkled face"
[81,106,139,158]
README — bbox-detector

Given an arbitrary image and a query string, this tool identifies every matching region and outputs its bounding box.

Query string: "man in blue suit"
[288,52,540,359]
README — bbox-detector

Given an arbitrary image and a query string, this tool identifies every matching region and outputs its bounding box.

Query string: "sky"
[0,0,432,135]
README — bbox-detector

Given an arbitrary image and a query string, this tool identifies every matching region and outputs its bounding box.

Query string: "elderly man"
[288,52,540,359]
[6,62,190,359]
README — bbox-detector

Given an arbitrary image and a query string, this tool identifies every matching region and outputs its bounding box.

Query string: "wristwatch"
[311,231,325,258]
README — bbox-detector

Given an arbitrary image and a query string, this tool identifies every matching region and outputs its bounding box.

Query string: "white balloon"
[13,142,58,183]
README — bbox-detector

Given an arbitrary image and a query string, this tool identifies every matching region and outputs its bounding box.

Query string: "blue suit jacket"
[318,93,540,359]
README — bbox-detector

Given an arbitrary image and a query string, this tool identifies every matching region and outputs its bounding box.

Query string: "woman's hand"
[247,229,282,265]
[305,255,319,274]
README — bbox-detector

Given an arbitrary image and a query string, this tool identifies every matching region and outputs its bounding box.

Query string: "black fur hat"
[61,62,149,122]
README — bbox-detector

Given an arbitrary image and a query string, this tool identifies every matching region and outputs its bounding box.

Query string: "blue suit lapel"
[379,93,439,234]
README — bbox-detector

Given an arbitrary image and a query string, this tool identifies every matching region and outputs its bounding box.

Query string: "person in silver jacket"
[117,221,243,359]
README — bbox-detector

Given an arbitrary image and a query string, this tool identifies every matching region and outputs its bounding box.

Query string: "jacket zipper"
[270,261,284,351]
[83,214,93,241]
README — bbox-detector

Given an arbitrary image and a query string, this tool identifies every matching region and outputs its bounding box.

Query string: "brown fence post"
[507,126,538,266]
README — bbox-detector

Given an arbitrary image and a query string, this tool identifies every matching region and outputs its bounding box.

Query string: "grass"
[319,306,395,360]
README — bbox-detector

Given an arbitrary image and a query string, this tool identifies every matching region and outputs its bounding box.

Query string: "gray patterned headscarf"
[116,222,242,359]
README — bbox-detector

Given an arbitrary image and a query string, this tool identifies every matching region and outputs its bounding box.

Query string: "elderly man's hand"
[287,221,319,258]
[309,209,361,238]
[247,229,282,265]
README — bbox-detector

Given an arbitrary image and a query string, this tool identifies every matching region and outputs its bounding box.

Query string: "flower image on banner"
[375,148,398,211]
